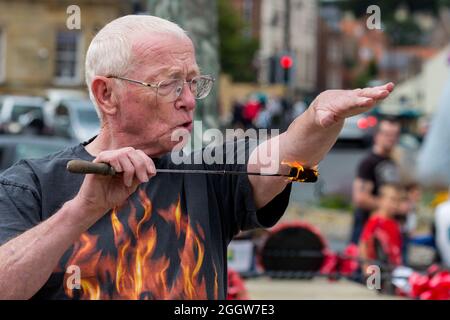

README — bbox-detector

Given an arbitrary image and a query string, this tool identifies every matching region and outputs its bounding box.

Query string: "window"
[327,42,335,62]
[54,31,82,84]
[15,143,66,162]
[55,104,69,116]
[0,146,6,170]
[76,109,99,126]
[10,105,43,122]
[242,0,253,38]
[243,0,253,22]
[327,70,342,89]
[54,103,70,137]
[0,27,5,82]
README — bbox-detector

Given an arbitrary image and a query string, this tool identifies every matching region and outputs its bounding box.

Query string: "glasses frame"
[107,74,215,102]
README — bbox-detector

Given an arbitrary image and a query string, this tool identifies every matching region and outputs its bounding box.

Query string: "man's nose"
[175,83,196,111]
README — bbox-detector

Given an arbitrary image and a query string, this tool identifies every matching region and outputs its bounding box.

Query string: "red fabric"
[242,101,261,121]
[227,268,249,300]
[409,266,450,300]
[360,214,402,266]
[320,250,339,276]
[340,243,360,275]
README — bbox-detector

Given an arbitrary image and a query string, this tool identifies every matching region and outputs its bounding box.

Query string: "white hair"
[85,15,189,118]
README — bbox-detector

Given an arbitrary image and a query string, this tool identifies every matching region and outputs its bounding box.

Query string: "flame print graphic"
[63,189,218,300]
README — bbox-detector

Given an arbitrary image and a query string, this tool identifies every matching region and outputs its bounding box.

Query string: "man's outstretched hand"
[311,82,395,128]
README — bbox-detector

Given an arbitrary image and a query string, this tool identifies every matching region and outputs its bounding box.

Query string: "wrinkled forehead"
[130,33,199,80]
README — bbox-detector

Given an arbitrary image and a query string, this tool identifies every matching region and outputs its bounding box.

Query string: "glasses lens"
[157,76,213,102]
[158,79,183,102]
[191,76,213,99]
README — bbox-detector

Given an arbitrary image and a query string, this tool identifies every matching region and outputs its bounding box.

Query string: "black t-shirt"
[0,139,291,300]
[354,151,399,217]
[357,151,399,195]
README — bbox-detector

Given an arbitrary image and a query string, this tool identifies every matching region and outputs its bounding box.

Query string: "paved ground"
[245,277,403,300]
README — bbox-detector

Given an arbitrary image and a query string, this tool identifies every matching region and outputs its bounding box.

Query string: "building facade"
[230,0,261,40]
[316,5,344,92]
[381,45,450,116]
[0,0,134,96]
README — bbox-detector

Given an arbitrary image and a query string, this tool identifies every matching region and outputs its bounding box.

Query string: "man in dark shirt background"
[350,119,401,244]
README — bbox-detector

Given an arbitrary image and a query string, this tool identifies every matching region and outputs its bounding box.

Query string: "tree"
[218,0,259,82]
[354,59,379,88]
[385,17,423,46]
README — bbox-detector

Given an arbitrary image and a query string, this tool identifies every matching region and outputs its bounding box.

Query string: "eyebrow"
[167,67,200,79]
[143,66,201,83]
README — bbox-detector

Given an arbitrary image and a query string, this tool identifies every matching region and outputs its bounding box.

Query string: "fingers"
[312,83,395,126]
[136,150,156,176]
[94,147,156,187]
[370,82,395,92]
[354,82,395,100]
[107,158,123,174]
[118,154,136,187]
[127,151,155,184]
[348,82,395,111]
[355,96,375,108]
[354,88,388,99]
[382,82,395,92]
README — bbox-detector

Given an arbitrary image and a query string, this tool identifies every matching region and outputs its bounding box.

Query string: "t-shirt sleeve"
[201,138,292,241]
[0,161,41,246]
[357,156,374,181]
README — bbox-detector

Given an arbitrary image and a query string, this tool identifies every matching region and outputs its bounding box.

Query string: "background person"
[350,118,401,244]
[359,184,404,274]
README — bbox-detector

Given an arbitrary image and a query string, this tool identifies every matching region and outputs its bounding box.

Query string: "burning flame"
[281,160,304,169]
[281,160,319,182]
[64,189,217,300]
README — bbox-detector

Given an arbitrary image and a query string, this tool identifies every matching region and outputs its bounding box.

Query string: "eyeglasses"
[107,75,215,103]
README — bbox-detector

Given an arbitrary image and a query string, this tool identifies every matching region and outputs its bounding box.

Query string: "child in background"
[359,184,404,275]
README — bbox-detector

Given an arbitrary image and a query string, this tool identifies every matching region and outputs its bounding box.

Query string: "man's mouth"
[179,121,193,132]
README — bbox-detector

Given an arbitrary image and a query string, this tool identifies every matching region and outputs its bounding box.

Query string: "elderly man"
[0,15,393,299]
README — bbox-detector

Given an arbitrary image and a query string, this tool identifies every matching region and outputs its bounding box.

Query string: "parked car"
[43,88,87,128]
[0,135,77,172]
[49,98,100,142]
[338,112,378,146]
[0,95,48,135]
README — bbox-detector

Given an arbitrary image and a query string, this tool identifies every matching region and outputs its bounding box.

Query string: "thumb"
[316,109,338,128]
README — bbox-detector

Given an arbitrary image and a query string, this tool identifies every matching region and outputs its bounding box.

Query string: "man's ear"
[91,76,117,116]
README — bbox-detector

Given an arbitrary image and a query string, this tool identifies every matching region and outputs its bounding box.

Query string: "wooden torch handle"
[66,160,116,176]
